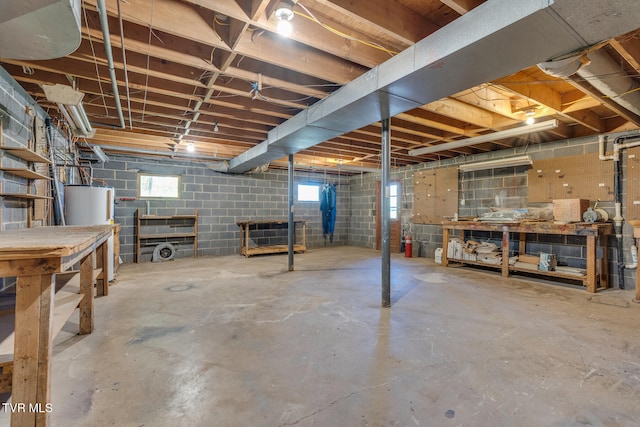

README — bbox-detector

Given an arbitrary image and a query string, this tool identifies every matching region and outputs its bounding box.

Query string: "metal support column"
[288,154,295,271]
[381,118,391,307]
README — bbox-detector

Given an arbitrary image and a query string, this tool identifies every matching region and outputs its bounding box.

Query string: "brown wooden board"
[33,117,49,222]
[626,146,640,220]
[528,153,614,202]
[413,167,458,224]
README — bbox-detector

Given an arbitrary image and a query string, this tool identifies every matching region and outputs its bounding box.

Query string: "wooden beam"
[439,0,485,15]
[310,0,439,45]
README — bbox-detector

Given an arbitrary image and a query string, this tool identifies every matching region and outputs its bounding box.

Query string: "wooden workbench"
[0,225,112,426]
[441,221,612,293]
[236,220,306,257]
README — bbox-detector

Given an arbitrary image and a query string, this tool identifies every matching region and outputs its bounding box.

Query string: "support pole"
[381,118,391,307]
[288,154,295,271]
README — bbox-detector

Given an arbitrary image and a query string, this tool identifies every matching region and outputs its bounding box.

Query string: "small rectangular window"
[390,183,399,219]
[138,173,181,199]
[298,183,320,202]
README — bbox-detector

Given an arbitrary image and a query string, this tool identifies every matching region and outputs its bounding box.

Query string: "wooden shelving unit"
[136,209,198,263]
[0,144,52,202]
[236,219,307,257]
[441,221,612,293]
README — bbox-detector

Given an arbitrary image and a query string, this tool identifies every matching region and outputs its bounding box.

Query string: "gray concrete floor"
[2,246,639,427]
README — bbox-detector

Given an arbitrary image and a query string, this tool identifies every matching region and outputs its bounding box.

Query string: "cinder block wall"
[0,67,40,231]
[90,155,350,263]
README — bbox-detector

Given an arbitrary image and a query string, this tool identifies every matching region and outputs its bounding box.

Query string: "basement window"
[390,183,399,219]
[297,183,320,202]
[138,173,181,199]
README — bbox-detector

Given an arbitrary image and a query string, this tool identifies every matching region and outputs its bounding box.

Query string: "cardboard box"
[539,252,557,271]
[518,254,540,265]
[553,199,590,223]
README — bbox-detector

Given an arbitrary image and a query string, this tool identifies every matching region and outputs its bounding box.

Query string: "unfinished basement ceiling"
[2,0,640,173]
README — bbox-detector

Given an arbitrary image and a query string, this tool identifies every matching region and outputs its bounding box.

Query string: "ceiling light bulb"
[214,120,219,132]
[524,108,536,125]
[186,142,195,153]
[277,19,293,36]
[275,1,294,22]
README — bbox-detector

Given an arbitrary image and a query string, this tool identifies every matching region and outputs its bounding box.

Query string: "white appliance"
[64,185,116,281]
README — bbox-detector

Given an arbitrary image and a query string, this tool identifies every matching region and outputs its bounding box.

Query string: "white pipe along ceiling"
[228,0,640,173]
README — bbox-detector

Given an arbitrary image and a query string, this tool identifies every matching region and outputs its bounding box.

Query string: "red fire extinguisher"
[405,235,412,258]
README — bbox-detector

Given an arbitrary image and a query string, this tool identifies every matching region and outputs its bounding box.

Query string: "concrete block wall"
[90,155,350,263]
[0,67,39,231]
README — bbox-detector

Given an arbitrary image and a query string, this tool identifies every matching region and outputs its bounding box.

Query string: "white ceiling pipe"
[96,0,125,129]
[577,49,640,117]
[409,120,558,156]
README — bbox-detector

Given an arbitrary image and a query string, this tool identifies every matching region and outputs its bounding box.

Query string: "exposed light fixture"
[42,84,95,137]
[214,120,219,132]
[275,0,295,36]
[524,108,536,125]
[275,1,295,21]
[409,119,558,156]
[91,145,110,163]
[186,142,195,153]
[458,155,532,172]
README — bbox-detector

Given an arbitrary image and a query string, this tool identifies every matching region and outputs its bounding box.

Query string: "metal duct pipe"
[96,0,125,129]
[577,50,640,117]
[229,0,640,173]
[87,144,227,161]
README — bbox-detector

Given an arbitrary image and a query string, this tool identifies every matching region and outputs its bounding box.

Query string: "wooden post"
[501,227,509,278]
[79,252,95,334]
[95,240,109,297]
[244,224,250,257]
[12,274,55,426]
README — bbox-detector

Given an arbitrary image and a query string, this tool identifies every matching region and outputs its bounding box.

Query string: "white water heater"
[64,185,115,281]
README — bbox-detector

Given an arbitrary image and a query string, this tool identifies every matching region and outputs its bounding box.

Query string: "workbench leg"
[302,222,307,251]
[244,225,250,258]
[79,252,95,334]
[501,229,510,278]
[442,227,450,267]
[586,235,596,293]
[12,274,54,427]
[96,240,109,297]
[518,232,526,255]
[600,234,609,289]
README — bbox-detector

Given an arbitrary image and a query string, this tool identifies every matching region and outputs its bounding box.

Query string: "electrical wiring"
[295,3,397,56]
[141,0,156,122]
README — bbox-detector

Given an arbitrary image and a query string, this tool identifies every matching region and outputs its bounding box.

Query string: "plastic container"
[435,248,443,264]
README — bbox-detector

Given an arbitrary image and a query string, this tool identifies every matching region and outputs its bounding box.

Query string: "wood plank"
[0,146,52,164]
[12,274,53,426]
[0,193,53,200]
[0,225,112,261]
[138,233,197,239]
[241,245,306,256]
[0,168,52,180]
[0,362,12,393]
[79,253,94,334]
[0,257,60,278]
